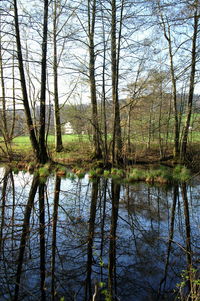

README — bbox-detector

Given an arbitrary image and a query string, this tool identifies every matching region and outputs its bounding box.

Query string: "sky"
[1,0,200,112]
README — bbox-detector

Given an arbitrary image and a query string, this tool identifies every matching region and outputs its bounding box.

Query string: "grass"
[126,166,191,184]
[0,134,198,177]
[0,135,92,164]
[11,134,88,144]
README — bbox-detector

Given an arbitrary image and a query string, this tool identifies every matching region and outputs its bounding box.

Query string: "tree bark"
[181,6,198,160]
[88,0,102,159]
[53,0,64,152]
[38,0,49,164]
[111,0,123,165]
[13,0,41,161]
[159,9,180,158]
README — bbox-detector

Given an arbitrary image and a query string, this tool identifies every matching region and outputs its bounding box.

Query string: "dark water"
[0,167,199,301]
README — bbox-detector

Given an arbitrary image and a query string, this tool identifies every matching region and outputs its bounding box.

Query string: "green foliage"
[103,170,110,178]
[128,168,146,182]
[99,257,104,267]
[110,168,124,179]
[126,166,191,184]
[38,166,50,178]
[27,162,35,173]
[101,289,112,301]
[173,165,191,182]
[176,268,200,301]
[66,172,76,180]
[75,169,85,179]
[95,168,103,175]
[13,167,19,174]
[88,169,97,179]
[56,166,67,177]
[145,166,172,184]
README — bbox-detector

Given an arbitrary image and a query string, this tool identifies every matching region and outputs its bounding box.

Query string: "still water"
[0,167,199,301]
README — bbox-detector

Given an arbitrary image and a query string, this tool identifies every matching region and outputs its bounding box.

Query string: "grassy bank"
[1,134,200,171]
[0,135,92,165]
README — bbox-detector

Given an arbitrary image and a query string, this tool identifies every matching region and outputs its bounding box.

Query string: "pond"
[0,167,199,301]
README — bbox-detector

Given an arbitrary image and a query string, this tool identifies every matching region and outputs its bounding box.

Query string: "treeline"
[0,0,200,165]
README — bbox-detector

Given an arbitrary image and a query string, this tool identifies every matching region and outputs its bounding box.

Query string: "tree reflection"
[39,182,46,301]
[158,184,178,299]
[108,180,120,300]
[0,171,199,301]
[181,183,193,295]
[51,175,61,300]
[14,175,39,301]
[0,168,10,254]
[85,179,99,301]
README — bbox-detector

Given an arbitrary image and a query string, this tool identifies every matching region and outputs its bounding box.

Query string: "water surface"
[0,168,199,300]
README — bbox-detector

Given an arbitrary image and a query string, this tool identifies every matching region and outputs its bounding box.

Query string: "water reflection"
[0,168,199,300]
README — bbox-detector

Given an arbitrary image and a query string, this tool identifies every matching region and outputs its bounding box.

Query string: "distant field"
[0,135,89,156]
[11,134,88,145]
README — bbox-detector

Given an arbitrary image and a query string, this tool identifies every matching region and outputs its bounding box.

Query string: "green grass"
[126,166,191,184]
[11,134,88,146]
[0,135,91,161]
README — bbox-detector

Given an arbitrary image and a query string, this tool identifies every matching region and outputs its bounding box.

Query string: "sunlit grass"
[11,134,88,146]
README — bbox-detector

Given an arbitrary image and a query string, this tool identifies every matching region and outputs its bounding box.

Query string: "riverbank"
[1,137,200,172]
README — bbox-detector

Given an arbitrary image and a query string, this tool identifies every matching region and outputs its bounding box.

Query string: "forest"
[0,1,200,301]
[0,0,200,168]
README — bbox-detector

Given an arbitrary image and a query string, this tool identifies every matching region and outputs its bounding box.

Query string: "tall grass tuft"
[128,168,146,182]
[173,165,191,182]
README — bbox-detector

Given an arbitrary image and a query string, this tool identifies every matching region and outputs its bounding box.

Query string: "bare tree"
[52,0,64,152]
[157,5,180,158]
[111,0,124,165]
[181,1,199,160]
[13,0,49,163]
[87,0,102,159]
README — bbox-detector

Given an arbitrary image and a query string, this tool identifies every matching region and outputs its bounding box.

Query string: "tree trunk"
[181,7,198,161]
[88,0,102,159]
[13,0,41,161]
[0,38,11,157]
[111,0,123,165]
[108,180,120,299]
[53,0,63,152]
[160,13,180,158]
[101,7,108,165]
[38,0,49,164]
